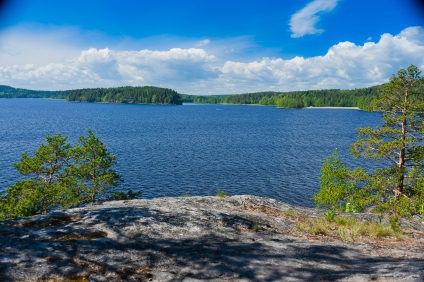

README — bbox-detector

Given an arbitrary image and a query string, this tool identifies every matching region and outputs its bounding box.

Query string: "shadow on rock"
[0,197,423,281]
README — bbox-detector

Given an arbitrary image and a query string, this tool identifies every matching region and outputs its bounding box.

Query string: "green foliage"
[388,216,400,232]
[216,190,227,198]
[314,65,424,218]
[106,189,142,201]
[313,150,355,211]
[283,209,296,217]
[67,86,182,105]
[296,214,400,240]
[8,134,79,216]
[73,130,122,203]
[1,83,379,109]
[325,210,336,221]
[0,130,122,220]
[183,86,379,109]
[0,85,69,99]
[250,222,263,232]
[181,94,225,104]
[1,83,380,109]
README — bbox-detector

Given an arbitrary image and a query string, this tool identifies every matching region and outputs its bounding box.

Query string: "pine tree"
[315,65,424,216]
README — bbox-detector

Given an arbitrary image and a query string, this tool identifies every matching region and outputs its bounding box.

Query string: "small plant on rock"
[216,190,227,198]
[251,222,262,232]
[106,189,142,201]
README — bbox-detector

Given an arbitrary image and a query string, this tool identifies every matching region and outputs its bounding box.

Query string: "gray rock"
[0,195,423,281]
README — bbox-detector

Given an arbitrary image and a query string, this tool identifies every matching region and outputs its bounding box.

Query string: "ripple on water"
[0,100,382,207]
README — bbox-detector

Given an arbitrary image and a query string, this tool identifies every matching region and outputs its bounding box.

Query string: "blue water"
[0,99,382,207]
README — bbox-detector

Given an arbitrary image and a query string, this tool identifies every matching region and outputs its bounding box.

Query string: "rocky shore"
[0,195,423,281]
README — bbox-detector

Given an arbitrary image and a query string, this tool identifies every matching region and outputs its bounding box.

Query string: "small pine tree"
[0,131,122,220]
[73,129,122,203]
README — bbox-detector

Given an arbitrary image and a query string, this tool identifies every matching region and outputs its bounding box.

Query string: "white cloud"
[220,26,424,92]
[289,0,339,38]
[0,46,218,90]
[0,26,423,94]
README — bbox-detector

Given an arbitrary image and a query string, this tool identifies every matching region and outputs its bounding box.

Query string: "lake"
[0,99,382,207]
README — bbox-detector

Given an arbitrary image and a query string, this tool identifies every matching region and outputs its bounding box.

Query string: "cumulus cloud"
[0,26,423,94]
[289,0,339,38]
[220,26,424,92]
[0,46,218,90]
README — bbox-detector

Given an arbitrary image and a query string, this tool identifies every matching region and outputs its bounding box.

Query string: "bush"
[106,189,142,201]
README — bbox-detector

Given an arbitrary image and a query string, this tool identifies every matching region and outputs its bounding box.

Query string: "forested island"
[1,84,380,109]
[66,86,182,105]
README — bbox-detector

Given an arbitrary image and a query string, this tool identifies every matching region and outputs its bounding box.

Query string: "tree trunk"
[91,182,97,203]
[395,89,409,199]
[395,124,406,199]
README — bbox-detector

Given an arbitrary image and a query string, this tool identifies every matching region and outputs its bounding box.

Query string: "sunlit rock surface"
[0,195,423,281]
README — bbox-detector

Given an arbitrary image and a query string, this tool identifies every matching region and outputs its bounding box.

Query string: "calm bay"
[0,99,382,207]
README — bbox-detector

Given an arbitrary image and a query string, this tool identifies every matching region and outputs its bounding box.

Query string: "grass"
[283,209,296,217]
[250,222,263,232]
[296,215,401,241]
[288,211,402,242]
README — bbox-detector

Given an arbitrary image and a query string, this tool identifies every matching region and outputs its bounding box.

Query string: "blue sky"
[0,0,423,94]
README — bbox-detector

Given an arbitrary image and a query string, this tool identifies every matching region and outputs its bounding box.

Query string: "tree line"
[0,85,69,99]
[2,84,381,109]
[183,86,379,109]
[66,86,183,105]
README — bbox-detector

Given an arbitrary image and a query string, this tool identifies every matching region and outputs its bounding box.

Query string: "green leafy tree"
[73,129,122,203]
[315,65,424,216]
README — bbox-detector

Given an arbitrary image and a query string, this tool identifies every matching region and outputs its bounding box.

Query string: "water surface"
[0,99,381,207]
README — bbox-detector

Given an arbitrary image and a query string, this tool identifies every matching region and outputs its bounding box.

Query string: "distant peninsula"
[0,85,70,99]
[0,84,380,109]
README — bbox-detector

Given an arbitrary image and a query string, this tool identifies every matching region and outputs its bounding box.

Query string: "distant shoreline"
[305,106,360,110]
[184,103,362,110]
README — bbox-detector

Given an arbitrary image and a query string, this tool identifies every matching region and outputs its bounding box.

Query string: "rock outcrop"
[0,195,423,281]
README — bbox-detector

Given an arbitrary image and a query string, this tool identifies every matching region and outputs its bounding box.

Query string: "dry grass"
[240,203,424,248]
[295,215,400,242]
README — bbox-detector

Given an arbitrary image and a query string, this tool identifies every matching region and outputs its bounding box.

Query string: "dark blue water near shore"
[0,99,382,207]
